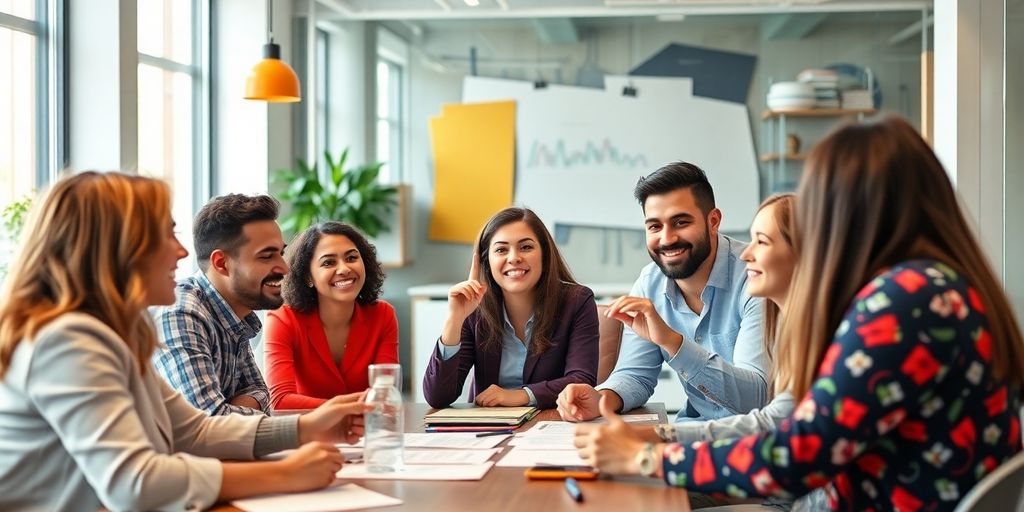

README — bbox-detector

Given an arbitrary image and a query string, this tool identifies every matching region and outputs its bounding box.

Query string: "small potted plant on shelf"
[272,149,399,239]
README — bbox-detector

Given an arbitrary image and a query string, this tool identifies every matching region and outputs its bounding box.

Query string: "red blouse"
[265,301,399,410]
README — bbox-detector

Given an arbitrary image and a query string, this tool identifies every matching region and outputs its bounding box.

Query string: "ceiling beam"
[532,18,579,44]
[316,2,931,21]
[761,13,828,40]
[887,14,933,46]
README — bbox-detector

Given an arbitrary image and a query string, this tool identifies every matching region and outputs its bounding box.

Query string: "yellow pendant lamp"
[244,0,301,103]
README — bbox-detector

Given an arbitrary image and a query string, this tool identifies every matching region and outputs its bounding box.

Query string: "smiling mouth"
[331,278,357,288]
[746,269,763,278]
[503,269,528,278]
[659,248,689,259]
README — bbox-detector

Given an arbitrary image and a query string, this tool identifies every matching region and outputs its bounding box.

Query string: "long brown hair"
[475,207,578,355]
[776,117,1024,399]
[0,171,171,378]
[755,193,796,379]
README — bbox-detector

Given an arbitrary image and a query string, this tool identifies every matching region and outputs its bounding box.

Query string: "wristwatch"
[635,442,659,477]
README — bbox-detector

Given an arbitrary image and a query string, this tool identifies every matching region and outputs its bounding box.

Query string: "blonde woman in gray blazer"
[0,172,369,512]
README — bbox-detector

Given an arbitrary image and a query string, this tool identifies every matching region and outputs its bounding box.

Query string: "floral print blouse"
[660,260,1022,511]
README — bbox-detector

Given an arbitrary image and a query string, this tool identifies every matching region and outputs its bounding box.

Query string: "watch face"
[637,443,657,476]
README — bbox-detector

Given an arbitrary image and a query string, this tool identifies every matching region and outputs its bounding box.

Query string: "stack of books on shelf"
[841,89,874,110]
[797,68,840,109]
[424,405,538,431]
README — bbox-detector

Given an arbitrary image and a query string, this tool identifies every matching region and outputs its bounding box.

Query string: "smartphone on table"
[523,465,599,480]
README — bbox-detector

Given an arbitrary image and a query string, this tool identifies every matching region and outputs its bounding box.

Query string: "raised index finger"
[469,229,483,281]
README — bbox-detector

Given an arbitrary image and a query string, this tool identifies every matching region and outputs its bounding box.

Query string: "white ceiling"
[317,0,931,20]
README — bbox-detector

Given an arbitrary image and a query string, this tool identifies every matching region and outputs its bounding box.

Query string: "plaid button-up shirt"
[151,272,271,416]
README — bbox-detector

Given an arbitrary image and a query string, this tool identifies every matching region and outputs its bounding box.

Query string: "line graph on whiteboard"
[525,139,648,169]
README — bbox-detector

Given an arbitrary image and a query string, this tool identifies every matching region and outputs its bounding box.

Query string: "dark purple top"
[422,283,599,409]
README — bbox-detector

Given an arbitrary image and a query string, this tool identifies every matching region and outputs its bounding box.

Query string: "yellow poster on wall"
[428,100,516,243]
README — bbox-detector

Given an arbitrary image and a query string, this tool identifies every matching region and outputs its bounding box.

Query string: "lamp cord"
[267,0,274,43]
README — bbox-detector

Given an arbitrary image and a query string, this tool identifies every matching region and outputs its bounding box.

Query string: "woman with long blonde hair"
[574,117,1023,510]
[0,172,370,511]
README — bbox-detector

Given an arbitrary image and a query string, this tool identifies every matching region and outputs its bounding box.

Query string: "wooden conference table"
[217,403,692,511]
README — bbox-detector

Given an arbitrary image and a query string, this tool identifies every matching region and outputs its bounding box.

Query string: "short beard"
[648,226,712,280]
[233,274,285,312]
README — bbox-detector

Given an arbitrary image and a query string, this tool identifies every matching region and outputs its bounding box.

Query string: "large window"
[376,56,403,183]
[137,0,206,277]
[376,27,409,184]
[1,0,57,207]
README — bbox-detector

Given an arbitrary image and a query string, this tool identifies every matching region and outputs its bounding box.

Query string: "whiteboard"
[462,76,759,232]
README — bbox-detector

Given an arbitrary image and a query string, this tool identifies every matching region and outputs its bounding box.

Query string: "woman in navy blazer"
[422,207,599,409]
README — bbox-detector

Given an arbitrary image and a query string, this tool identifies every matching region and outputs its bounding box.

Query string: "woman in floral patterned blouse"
[574,116,1024,511]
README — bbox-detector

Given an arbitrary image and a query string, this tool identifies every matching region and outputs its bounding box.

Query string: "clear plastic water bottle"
[364,373,404,472]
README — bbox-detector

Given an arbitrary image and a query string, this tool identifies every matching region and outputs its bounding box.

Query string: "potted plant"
[1,193,33,280]
[273,149,399,238]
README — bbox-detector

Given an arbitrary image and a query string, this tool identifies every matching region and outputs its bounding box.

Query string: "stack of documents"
[496,416,659,467]
[497,421,587,467]
[425,405,538,426]
[841,89,874,109]
[337,433,510,481]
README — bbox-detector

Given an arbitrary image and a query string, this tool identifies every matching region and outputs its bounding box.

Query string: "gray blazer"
[0,313,264,511]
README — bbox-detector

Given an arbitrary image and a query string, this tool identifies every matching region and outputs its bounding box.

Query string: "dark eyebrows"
[645,213,694,225]
[491,237,536,246]
[256,244,284,255]
[318,248,359,260]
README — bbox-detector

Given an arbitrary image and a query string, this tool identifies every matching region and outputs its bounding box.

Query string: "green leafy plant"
[2,194,32,241]
[1,194,33,280]
[273,149,398,238]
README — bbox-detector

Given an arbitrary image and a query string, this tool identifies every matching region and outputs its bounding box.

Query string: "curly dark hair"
[282,221,385,312]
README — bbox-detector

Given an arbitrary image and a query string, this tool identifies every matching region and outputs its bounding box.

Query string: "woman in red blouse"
[266,222,399,410]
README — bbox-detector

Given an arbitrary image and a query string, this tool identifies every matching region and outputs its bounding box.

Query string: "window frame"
[135,0,210,215]
[0,0,63,188]
[375,55,404,183]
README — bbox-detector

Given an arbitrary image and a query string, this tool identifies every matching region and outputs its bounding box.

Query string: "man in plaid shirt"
[152,194,287,415]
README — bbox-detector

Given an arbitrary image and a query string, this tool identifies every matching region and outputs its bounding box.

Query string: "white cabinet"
[409,292,468,404]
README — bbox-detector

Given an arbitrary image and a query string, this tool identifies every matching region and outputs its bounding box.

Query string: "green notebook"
[425,405,539,426]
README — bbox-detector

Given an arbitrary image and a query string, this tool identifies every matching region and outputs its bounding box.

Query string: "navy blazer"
[422,283,599,409]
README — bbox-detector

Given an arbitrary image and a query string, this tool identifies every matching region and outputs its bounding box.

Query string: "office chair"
[953,450,1024,512]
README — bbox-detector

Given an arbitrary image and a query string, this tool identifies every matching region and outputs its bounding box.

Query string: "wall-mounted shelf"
[761,108,877,120]
[760,108,878,195]
[758,153,807,162]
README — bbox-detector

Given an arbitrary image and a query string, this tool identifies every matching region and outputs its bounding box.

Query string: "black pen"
[475,429,514,438]
[564,477,584,502]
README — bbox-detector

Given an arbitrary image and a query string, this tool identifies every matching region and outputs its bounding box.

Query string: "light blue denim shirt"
[597,234,768,422]
[438,310,538,406]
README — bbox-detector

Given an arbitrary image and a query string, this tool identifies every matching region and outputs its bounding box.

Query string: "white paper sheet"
[263,446,363,461]
[415,432,511,448]
[403,448,501,465]
[495,446,587,467]
[338,461,494,480]
[509,416,661,449]
[232,483,401,512]
[348,432,510,449]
